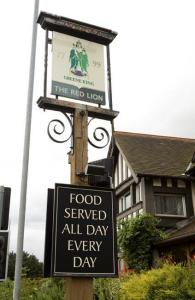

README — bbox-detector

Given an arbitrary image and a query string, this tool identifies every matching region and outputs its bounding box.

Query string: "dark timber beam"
[37,11,117,45]
[37,97,119,121]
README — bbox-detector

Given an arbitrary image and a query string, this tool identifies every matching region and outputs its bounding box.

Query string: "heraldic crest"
[69,40,89,77]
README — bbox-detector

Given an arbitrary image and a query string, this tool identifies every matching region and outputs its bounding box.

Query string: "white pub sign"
[52,32,106,105]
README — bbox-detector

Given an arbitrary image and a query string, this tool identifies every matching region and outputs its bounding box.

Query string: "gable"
[114,132,195,177]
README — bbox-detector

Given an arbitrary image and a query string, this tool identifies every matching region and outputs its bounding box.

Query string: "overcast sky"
[0,0,195,261]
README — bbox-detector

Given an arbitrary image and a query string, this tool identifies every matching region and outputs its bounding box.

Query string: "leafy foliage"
[93,264,195,300]
[32,278,64,300]
[1,265,195,300]
[93,277,122,300]
[118,214,166,271]
[121,263,195,300]
[8,251,43,280]
[0,278,64,300]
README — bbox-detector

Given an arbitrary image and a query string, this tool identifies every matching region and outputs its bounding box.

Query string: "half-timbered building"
[109,131,195,269]
[110,131,195,228]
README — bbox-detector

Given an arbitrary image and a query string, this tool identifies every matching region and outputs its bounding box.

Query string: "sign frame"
[51,183,118,278]
[37,12,117,111]
[51,32,106,105]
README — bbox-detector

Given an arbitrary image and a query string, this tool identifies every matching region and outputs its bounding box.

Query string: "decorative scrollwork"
[88,118,110,149]
[47,113,73,143]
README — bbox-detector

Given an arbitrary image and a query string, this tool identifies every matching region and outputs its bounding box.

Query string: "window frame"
[118,191,132,214]
[154,193,187,217]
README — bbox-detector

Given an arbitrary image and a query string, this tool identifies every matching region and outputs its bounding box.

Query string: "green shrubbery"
[2,215,194,299]
[1,264,195,299]
[93,277,122,300]
[0,278,64,300]
[118,214,166,271]
[121,263,195,300]
[94,263,195,300]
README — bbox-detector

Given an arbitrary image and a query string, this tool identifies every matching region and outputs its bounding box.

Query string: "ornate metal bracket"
[88,118,110,149]
[47,112,73,144]
[38,97,118,150]
[47,113,111,150]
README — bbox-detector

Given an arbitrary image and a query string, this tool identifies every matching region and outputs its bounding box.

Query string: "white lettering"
[85,195,93,205]
[64,208,71,218]
[63,208,106,221]
[73,256,97,268]
[61,224,82,235]
[94,195,102,205]
[67,240,74,251]
[69,193,102,206]
[73,256,82,267]
[87,225,109,236]
[67,240,102,252]
[87,92,103,102]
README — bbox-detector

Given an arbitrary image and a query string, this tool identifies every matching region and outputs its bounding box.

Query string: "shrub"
[121,263,195,300]
[33,278,64,300]
[0,278,64,300]
[93,277,122,300]
[118,214,166,271]
[0,279,13,300]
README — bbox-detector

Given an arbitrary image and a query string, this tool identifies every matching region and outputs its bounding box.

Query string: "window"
[167,178,172,187]
[153,177,161,187]
[118,193,132,214]
[154,194,186,217]
[125,193,131,209]
[119,198,123,213]
[177,180,186,188]
[136,184,141,203]
[123,196,126,211]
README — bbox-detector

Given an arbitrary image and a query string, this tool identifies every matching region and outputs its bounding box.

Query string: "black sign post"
[51,184,117,277]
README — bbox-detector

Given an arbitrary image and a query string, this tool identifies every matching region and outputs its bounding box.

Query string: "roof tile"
[114,131,195,177]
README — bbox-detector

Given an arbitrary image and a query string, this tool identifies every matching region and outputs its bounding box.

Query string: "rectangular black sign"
[0,231,9,281]
[51,184,117,277]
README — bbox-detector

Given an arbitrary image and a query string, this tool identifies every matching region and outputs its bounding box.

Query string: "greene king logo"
[69,40,89,77]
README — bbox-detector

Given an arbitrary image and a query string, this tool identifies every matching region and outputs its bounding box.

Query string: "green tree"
[118,214,166,271]
[8,251,43,280]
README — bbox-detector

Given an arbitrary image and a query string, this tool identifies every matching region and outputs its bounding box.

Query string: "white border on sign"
[53,185,116,276]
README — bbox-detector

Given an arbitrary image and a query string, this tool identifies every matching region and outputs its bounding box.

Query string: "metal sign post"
[13,0,39,299]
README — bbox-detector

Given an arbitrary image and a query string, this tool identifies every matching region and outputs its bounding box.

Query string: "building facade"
[110,131,195,269]
[110,132,195,227]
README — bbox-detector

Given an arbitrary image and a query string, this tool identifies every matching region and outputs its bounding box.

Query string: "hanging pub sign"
[51,184,117,277]
[52,32,106,105]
